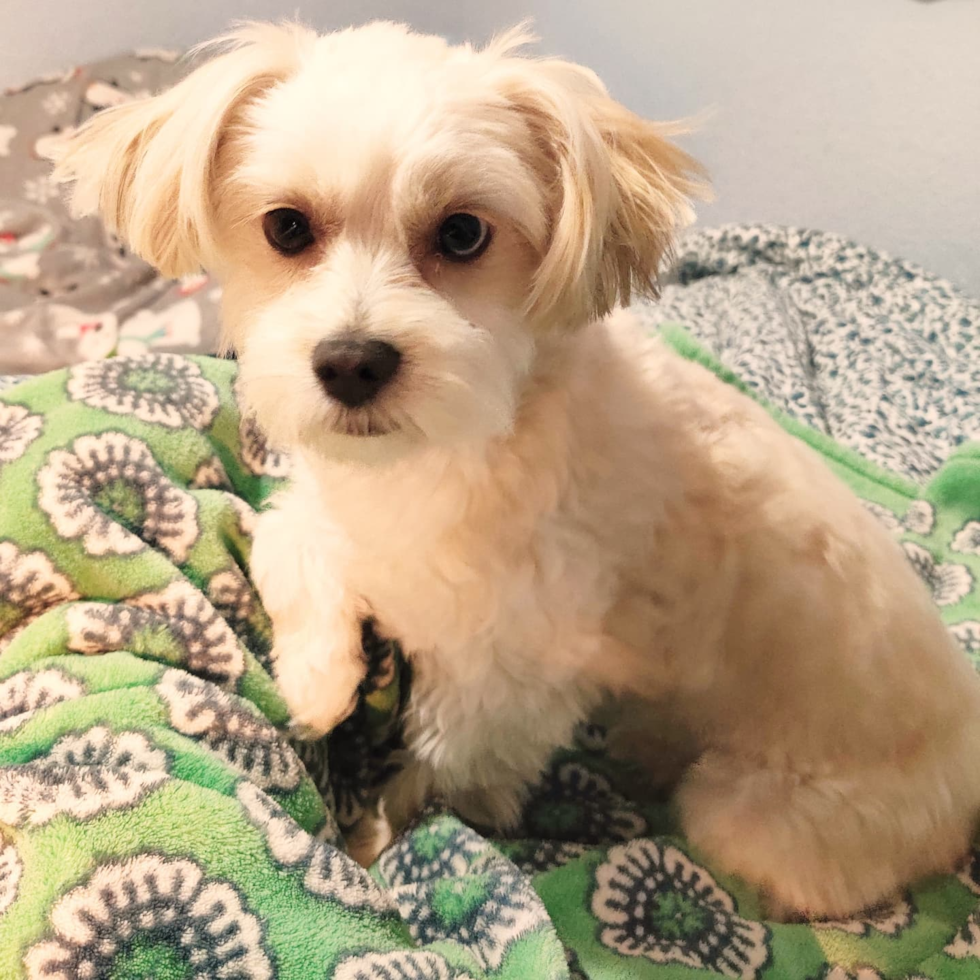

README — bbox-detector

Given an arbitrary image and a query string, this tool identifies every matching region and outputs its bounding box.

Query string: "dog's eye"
[263,208,314,256]
[436,213,491,262]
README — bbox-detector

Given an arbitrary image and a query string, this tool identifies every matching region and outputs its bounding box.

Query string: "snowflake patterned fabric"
[2,346,980,980]
[635,224,980,482]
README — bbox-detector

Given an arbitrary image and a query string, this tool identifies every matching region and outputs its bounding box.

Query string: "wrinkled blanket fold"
[1,334,979,979]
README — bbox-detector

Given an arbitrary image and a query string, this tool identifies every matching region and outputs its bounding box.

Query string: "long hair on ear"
[483,26,710,323]
[52,21,315,278]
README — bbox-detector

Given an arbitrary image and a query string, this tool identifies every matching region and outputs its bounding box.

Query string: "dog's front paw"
[274,634,367,739]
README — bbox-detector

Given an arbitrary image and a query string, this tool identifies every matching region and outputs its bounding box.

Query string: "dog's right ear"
[53,22,313,278]
[483,25,709,324]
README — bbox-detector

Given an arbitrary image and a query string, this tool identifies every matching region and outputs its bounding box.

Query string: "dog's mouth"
[332,411,399,438]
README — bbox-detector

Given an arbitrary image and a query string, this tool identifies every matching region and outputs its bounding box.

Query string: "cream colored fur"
[55,20,980,919]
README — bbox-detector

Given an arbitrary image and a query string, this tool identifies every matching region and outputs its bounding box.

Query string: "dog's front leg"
[380,748,533,836]
[385,663,597,836]
[252,504,368,738]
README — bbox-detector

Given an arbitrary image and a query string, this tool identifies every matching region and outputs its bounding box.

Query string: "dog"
[54,20,980,919]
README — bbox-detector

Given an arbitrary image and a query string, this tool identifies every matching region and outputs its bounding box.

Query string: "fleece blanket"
[0,49,224,375]
[1,338,980,980]
[641,225,980,484]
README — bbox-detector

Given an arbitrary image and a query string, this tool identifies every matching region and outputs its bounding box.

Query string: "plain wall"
[3,0,978,294]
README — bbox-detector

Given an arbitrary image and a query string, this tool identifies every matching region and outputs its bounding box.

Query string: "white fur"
[55,19,980,919]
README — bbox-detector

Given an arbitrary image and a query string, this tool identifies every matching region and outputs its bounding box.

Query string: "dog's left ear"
[52,22,314,278]
[488,32,710,321]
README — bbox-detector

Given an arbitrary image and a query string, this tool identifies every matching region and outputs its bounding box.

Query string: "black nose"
[312,338,402,408]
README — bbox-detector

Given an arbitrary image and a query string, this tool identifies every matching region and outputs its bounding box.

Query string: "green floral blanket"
[1,334,979,980]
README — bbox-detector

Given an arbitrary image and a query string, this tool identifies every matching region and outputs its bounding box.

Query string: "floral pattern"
[22,174,58,205]
[207,565,274,672]
[0,45,220,379]
[948,862,980,958]
[862,501,901,532]
[957,850,980,896]
[951,620,980,656]
[952,520,980,557]
[23,854,274,980]
[815,898,914,937]
[236,781,391,911]
[41,91,70,116]
[326,724,379,829]
[391,853,550,971]
[239,413,291,478]
[380,815,489,889]
[66,354,219,429]
[522,761,647,844]
[322,620,410,830]
[226,493,259,538]
[903,500,936,536]
[945,916,980,961]
[0,840,22,916]
[116,301,203,358]
[207,567,254,625]
[334,951,475,980]
[0,668,85,732]
[506,839,589,876]
[0,726,168,826]
[591,840,771,978]
[191,455,232,490]
[67,582,245,687]
[0,403,42,464]
[158,670,301,790]
[901,542,974,606]
[862,499,936,537]
[0,541,78,642]
[37,432,200,560]
[379,818,550,971]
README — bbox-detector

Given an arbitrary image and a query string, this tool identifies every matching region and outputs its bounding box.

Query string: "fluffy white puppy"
[55,20,980,918]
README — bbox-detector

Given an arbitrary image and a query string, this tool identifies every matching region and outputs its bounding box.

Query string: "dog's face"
[56,22,705,463]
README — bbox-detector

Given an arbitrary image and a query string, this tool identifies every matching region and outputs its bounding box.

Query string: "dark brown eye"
[436,213,491,262]
[263,208,314,256]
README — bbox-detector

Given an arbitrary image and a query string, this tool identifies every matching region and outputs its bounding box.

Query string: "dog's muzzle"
[312,337,402,409]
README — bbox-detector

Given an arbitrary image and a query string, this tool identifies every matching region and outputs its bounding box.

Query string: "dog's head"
[55,21,706,462]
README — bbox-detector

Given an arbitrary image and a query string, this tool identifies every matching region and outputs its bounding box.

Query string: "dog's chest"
[350,508,616,679]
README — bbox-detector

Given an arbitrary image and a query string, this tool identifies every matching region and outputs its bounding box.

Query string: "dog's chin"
[300,421,421,467]
[297,399,517,468]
